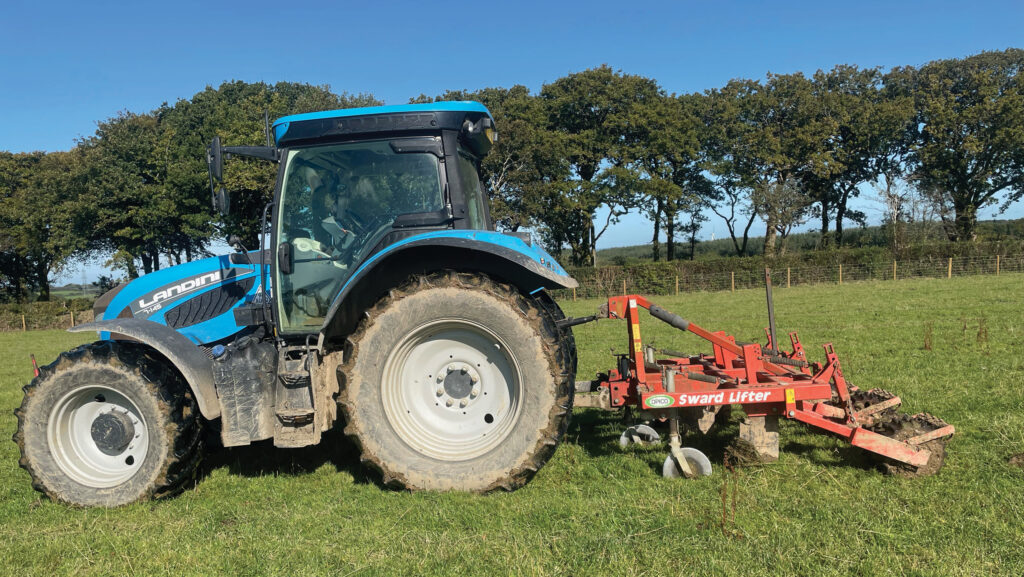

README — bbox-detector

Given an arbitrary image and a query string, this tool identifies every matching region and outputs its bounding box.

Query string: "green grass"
[2,275,1023,576]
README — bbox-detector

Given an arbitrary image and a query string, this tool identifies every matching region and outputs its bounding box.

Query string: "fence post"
[839,264,843,285]
[22,315,27,332]
[675,275,679,296]
[70,310,75,328]
[731,271,735,293]
[622,279,626,295]
[572,287,576,302]
[996,255,1000,275]
[947,257,952,279]
[787,267,791,288]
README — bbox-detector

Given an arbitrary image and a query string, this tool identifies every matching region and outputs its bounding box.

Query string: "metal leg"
[667,413,696,477]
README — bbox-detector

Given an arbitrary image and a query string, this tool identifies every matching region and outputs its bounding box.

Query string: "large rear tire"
[14,341,202,507]
[338,272,574,492]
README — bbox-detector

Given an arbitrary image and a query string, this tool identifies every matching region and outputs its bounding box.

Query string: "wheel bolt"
[448,364,457,373]
[436,374,444,383]
[436,387,445,396]
[470,374,479,383]
[461,364,469,373]
[445,399,454,407]
[460,399,468,408]
[470,389,479,398]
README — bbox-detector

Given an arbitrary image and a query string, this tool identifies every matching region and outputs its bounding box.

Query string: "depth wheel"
[339,272,574,492]
[14,341,202,507]
[662,448,713,479]
[619,424,661,448]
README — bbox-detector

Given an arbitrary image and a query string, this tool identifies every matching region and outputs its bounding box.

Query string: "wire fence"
[553,254,1024,301]
[2,255,1020,331]
[0,308,95,332]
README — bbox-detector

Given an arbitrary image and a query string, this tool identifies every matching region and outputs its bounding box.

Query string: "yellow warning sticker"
[633,340,642,353]
[785,389,795,404]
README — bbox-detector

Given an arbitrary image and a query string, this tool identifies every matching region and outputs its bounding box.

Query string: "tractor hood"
[96,254,265,345]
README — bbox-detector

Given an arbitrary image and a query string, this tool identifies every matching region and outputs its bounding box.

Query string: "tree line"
[1,49,1021,301]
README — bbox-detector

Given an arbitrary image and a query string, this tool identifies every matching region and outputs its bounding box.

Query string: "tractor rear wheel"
[338,272,574,492]
[14,341,202,507]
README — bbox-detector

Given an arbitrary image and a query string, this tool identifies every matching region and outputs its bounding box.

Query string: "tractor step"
[275,408,315,426]
[273,347,318,448]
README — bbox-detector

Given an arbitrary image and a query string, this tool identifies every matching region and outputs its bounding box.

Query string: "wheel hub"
[48,385,150,488]
[442,365,476,400]
[90,411,135,456]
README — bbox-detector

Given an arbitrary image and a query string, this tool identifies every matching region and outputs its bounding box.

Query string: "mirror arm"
[223,146,279,162]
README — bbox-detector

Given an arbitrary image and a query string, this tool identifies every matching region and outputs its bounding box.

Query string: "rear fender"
[319,231,577,340]
[69,319,220,419]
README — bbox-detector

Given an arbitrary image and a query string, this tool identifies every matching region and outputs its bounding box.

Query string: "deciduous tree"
[896,49,1024,241]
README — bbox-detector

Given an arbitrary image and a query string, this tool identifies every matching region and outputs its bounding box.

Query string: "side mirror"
[207,136,224,182]
[214,187,230,216]
[207,136,228,215]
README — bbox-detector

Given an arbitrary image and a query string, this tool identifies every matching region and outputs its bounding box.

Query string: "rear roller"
[849,388,901,423]
[869,413,951,477]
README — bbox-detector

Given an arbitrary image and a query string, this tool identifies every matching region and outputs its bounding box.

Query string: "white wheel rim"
[47,385,150,488]
[381,318,523,461]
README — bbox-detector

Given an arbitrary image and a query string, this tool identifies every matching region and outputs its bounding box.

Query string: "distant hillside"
[50,284,102,299]
[593,218,1024,265]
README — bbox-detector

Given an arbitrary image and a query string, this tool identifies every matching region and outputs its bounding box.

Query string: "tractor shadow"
[196,424,385,489]
[781,439,878,472]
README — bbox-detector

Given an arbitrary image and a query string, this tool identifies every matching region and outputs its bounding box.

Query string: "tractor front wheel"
[339,272,574,492]
[14,341,202,507]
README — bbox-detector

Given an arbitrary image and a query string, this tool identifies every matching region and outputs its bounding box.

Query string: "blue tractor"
[15,102,579,506]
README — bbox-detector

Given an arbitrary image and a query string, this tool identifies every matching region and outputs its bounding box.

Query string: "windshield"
[275,138,444,332]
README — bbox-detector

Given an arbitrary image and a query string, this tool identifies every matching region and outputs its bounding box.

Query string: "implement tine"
[765,268,777,353]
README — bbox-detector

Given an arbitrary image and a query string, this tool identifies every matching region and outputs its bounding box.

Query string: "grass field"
[1,275,1022,576]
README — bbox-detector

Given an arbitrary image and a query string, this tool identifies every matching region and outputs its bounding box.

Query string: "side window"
[456,152,488,230]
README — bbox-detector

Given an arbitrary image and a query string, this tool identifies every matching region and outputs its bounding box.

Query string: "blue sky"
[2,0,1021,280]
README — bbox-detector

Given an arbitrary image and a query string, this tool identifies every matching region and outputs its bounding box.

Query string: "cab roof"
[272,101,493,147]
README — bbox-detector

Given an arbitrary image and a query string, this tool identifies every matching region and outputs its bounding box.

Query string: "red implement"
[586,293,954,476]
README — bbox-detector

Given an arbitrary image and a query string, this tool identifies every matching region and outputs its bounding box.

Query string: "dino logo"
[137,271,222,311]
[645,394,674,408]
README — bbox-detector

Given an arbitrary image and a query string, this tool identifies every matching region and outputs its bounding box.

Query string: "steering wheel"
[291,237,347,269]
[342,213,397,262]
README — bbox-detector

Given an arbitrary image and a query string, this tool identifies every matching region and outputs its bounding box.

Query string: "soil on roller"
[726,439,770,466]
[850,388,899,415]
[867,413,950,477]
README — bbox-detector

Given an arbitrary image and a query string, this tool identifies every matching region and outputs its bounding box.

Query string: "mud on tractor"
[13,103,952,507]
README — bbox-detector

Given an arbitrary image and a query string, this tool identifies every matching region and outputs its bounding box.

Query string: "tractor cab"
[208,102,512,334]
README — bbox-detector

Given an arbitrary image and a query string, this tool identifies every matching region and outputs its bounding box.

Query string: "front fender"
[69,319,220,419]
[319,230,577,339]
